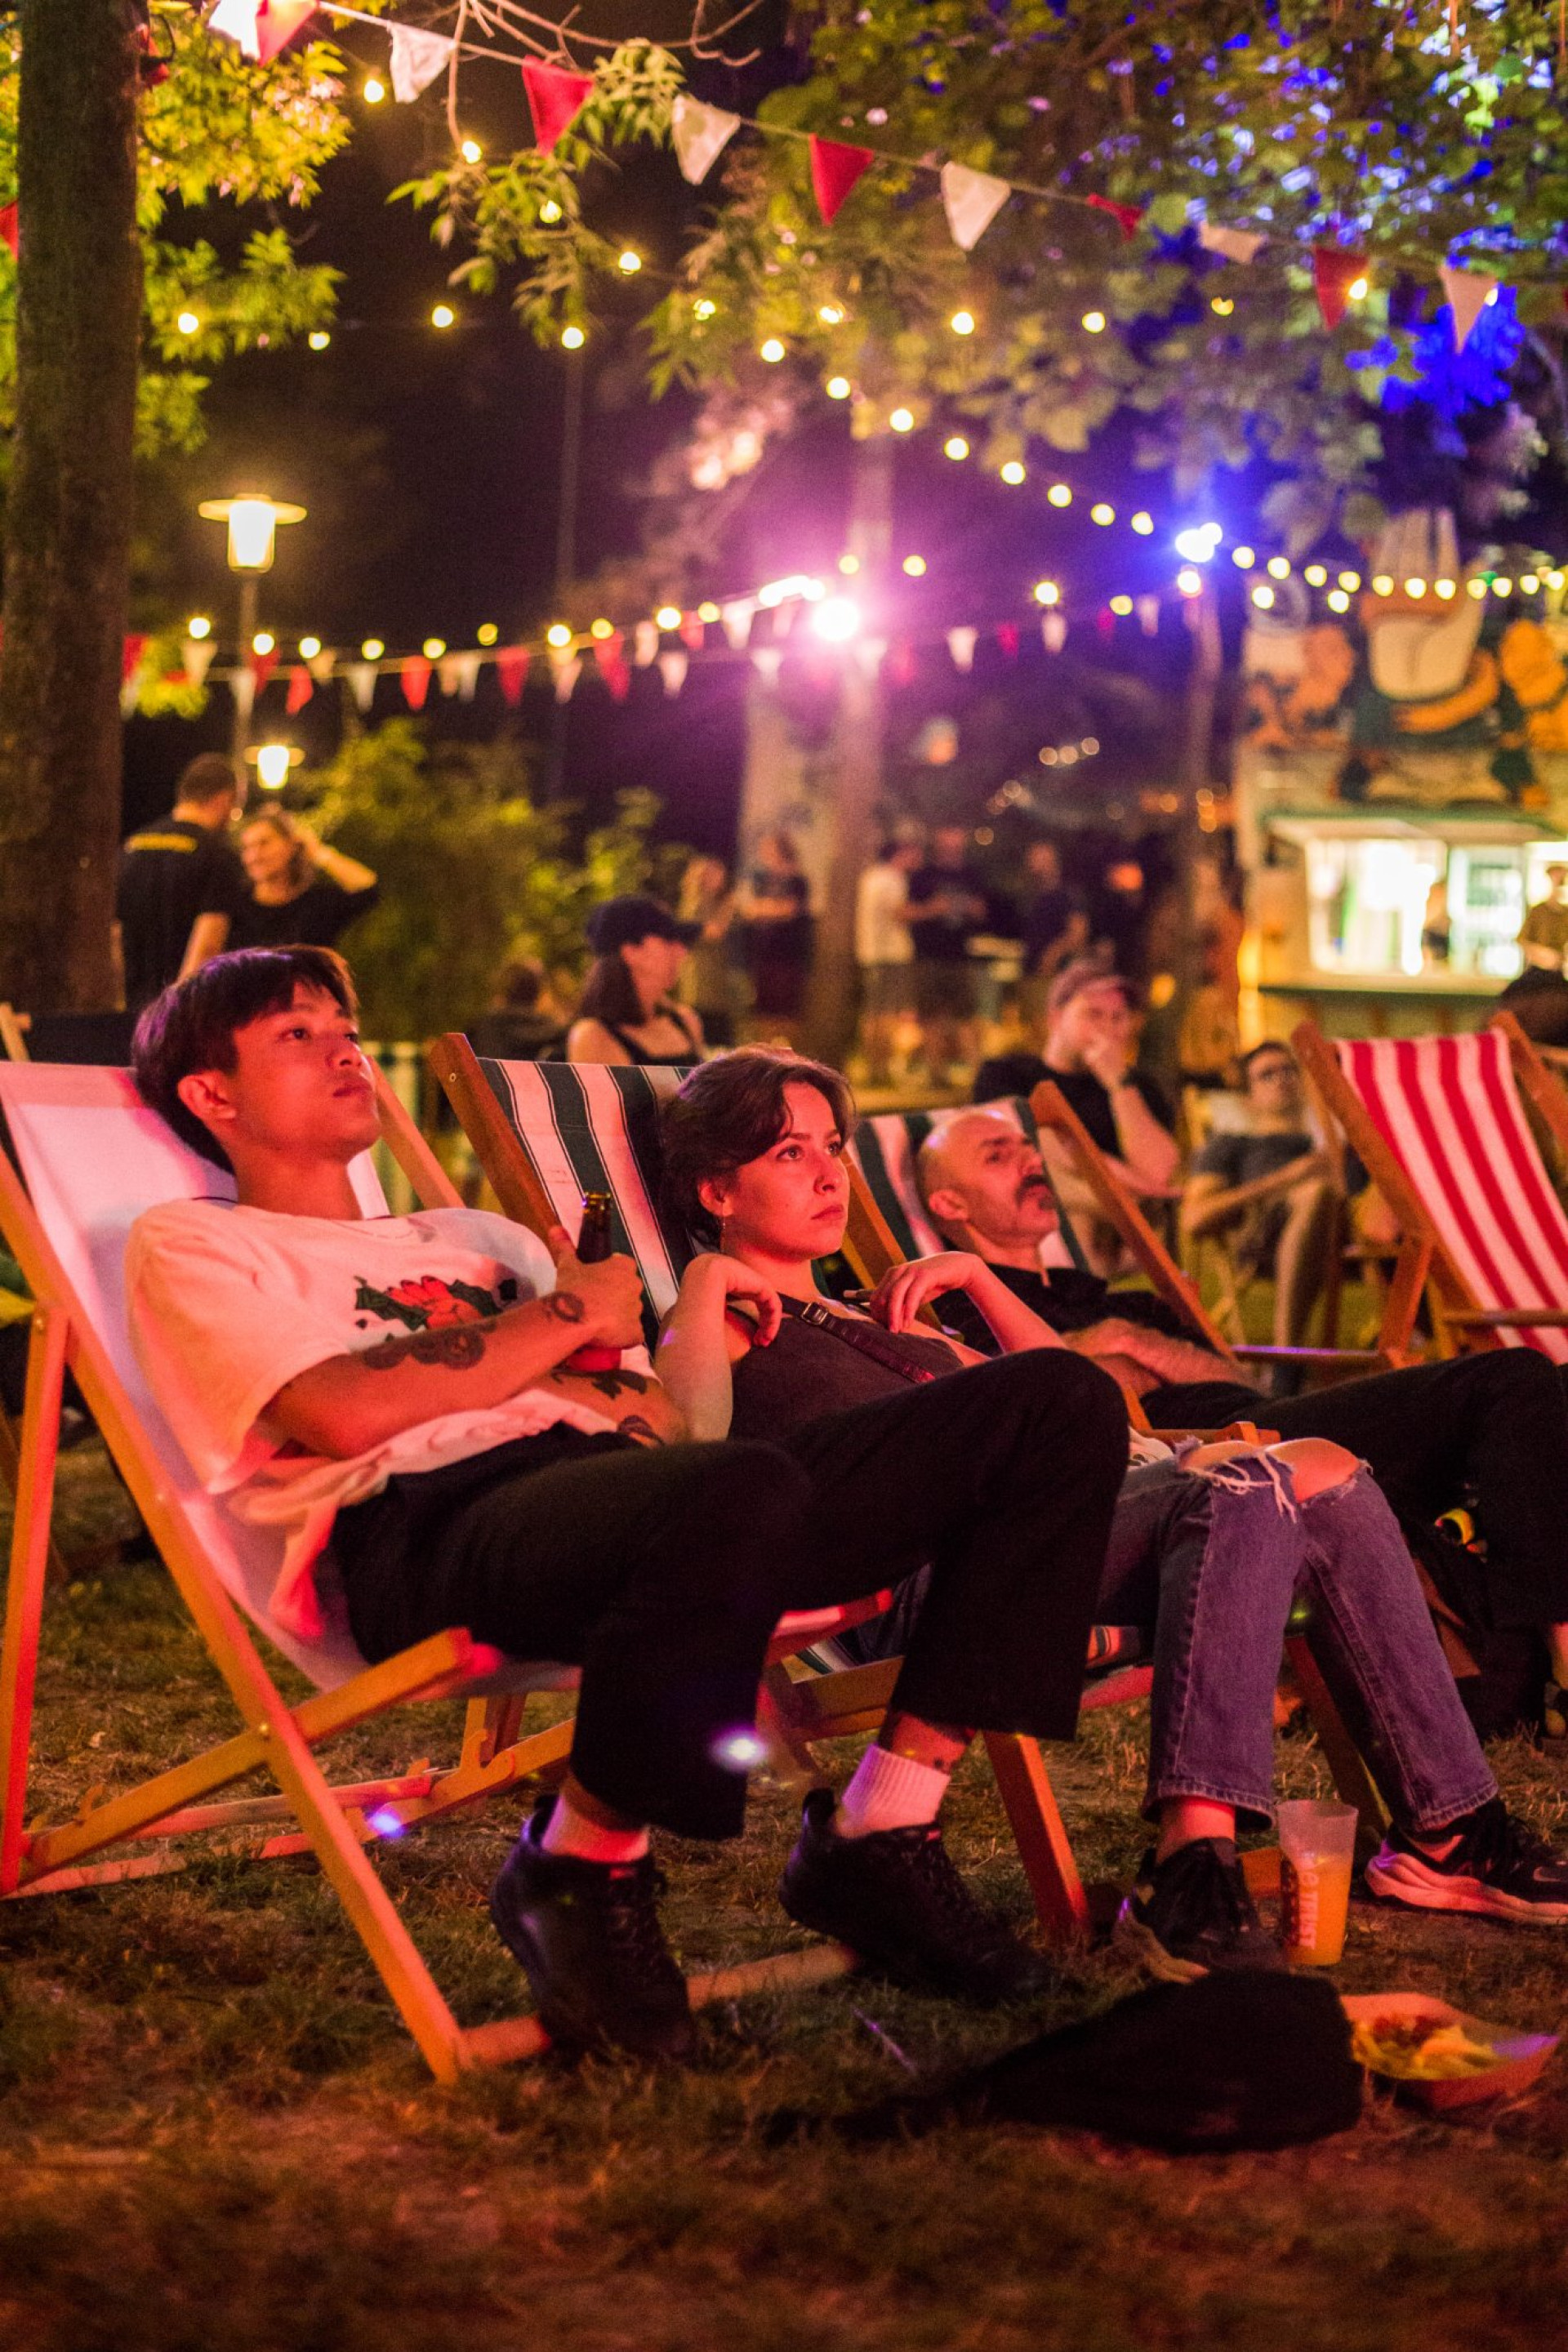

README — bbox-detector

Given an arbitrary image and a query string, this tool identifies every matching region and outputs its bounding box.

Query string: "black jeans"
[332,1350,1128,1842]
[1143,1349,1568,1630]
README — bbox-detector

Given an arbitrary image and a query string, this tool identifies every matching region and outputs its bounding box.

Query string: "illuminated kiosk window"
[1292,825,1568,983]
[1305,833,1447,978]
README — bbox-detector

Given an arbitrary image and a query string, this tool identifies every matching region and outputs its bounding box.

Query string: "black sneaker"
[779,1786,1049,2004]
[1115,1839,1286,1983]
[1365,1797,1568,1923]
[488,1797,696,2064]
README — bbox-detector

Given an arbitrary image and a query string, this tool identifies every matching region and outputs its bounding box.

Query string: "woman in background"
[565,893,706,1067]
[229,808,379,951]
[675,854,748,1049]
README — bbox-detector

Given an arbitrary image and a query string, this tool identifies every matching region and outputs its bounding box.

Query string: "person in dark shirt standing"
[1017,838,1090,1022]
[1180,1041,1340,1349]
[906,824,990,1085]
[229,808,380,952]
[114,753,248,1013]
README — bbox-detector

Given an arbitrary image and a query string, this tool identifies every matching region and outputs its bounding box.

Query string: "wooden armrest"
[1438,1307,1568,1328]
[1149,1423,1281,1446]
[1232,1345,1387,1366]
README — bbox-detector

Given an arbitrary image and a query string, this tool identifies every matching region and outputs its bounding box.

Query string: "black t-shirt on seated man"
[971,1053,1173,1160]
[115,817,247,1013]
[907,864,990,963]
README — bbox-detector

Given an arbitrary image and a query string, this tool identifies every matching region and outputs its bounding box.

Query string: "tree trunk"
[800,434,893,1064]
[0,1,141,1012]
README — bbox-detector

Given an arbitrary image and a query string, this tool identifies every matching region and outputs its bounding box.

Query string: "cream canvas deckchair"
[1292,1013,1568,1366]
[430,1036,1326,1935]
[0,1062,863,2078]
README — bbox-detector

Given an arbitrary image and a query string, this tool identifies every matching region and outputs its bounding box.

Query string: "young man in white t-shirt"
[126,948,1129,2063]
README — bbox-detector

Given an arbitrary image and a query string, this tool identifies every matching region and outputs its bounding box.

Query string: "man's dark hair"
[661,1049,855,1247]
[175,751,243,806]
[132,947,358,1171]
[577,949,645,1029]
[1241,1040,1296,1083]
[1498,967,1568,1047]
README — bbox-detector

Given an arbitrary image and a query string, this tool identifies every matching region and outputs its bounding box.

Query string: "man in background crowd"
[1180,1041,1342,1351]
[1017,839,1090,1022]
[906,824,991,1086]
[114,753,247,1013]
[1520,862,1568,973]
[854,837,920,1087]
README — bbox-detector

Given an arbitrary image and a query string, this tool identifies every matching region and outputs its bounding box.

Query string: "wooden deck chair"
[427,1034,1173,1938]
[1292,1016,1568,1367]
[0,1062,871,2079]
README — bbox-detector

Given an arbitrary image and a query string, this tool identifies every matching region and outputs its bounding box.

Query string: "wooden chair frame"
[432,1038,1387,1922]
[0,1062,874,2080]
[1290,1016,1568,1365]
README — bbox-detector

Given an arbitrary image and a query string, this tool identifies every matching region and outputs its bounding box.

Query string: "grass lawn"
[4,1414,1568,2352]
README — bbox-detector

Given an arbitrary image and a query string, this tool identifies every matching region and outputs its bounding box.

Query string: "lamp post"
[197,494,306,757]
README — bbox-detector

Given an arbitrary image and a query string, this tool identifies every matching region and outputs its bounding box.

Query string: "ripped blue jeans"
[1100,1454,1499,1833]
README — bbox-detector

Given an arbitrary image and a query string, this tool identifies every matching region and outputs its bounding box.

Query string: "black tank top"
[728,1303,960,1441]
[599,1004,702,1066]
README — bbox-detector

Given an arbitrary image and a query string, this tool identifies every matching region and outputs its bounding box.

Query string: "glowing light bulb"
[1177,568,1203,597]
[1548,570,1566,592]
[1047,483,1072,508]
[477,623,499,645]
[838,553,860,574]
[1521,572,1541,594]
[1109,595,1134,617]
[1032,580,1060,607]
[561,324,586,350]
[298,635,321,661]
[1175,528,1219,563]
[1403,578,1427,599]
[697,601,720,623]
[363,76,385,104]
[1130,511,1154,536]
[1493,576,1513,595]
[1304,564,1328,586]
[1232,546,1255,569]
[1081,310,1107,333]
[1326,588,1351,613]
[826,375,852,399]
[1210,296,1234,316]
[944,434,969,461]
[1267,555,1291,580]
[308,330,330,350]
[760,337,786,363]
[902,555,927,577]
[1252,584,1276,610]
[422,637,446,659]
[1348,275,1370,301]
[185,616,212,640]
[950,309,976,336]
[889,407,915,432]
[1468,577,1489,599]
[1338,570,1361,590]
[617,249,641,275]
[809,595,861,644]
[461,139,482,164]
[1090,502,1116,526]
[251,630,274,656]
[693,298,716,320]
[546,623,572,648]
[539,199,563,225]
[1372,574,1394,596]
[176,310,199,336]
[590,618,614,640]
[655,606,682,631]
[431,303,456,329]
[1000,460,1027,485]
[255,743,292,790]
[1434,578,1457,599]
[362,638,384,661]
[818,303,844,326]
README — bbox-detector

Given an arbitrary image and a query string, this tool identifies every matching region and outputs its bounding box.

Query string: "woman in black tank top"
[567,893,708,1067]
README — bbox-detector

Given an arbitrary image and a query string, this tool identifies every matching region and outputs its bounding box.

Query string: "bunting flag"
[679,612,706,651]
[181,635,216,688]
[1136,595,1160,638]
[0,203,16,260]
[1312,247,1367,330]
[1440,261,1498,352]
[751,646,783,686]
[250,645,278,695]
[441,650,482,701]
[1042,611,1067,654]
[522,59,595,155]
[773,603,796,640]
[670,93,740,185]
[657,648,688,697]
[285,664,313,715]
[809,136,875,226]
[593,630,630,700]
[207,0,317,65]
[938,162,1009,253]
[305,645,336,684]
[230,667,257,726]
[121,633,146,684]
[496,645,529,705]
[345,662,378,714]
[946,626,978,673]
[551,652,581,703]
[1199,220,1266,265]
[1087,194,1143,241]
[388,24,453,104]
[401,654,431,710]
[996,621,1019,661]
[720,598,755,649]
[633,619,659,667]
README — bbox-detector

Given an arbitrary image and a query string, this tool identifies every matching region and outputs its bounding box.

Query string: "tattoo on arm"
[581,1367,649,1401]
[361,1325,487,1372]
[546,1290,587,1326]
[620,1415,666,1447]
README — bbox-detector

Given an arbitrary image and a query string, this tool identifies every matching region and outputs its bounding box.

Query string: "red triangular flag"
[121,634,146,682]
[496,645,530,706]
[251,2,318,66]
[679,612,706,651]
[249,646,278,695]
[401,655,431,710]
[522,59,595,155]
[809,136,875,226]
[996,622,1019,661]
[1087,193,1143,241]
[0,204,17,259]
[593,631,630,702]
[285,664,313,715]
[1312,247,1366,331]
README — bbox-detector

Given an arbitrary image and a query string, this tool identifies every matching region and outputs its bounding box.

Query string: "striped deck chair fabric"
[849,1096,1092,1273]
[1336,1031,1568,1363]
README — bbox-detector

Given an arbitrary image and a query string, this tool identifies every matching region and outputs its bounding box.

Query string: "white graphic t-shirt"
[127,1200,627,1637]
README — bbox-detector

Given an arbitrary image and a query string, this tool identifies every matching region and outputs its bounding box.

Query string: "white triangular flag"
[773,603,796,639]
[634,619,659,667]
[853,636,888,679]
[181,637,216,688]
[720,598,755,650]
[229,666,256,724]
[345,662,378,714]
[305,646,336,684]
[1440,261,1498,353]
[939,161,1010,252]
[657,648,688,697]
[1136,595,1160,637]
[1198,220,1266,265]
[551,653,581,704]
[751,647,783,686]
[1041,612,1067,653]
[443,650,481,702]
[671,94,740,185]
[947,626,978,673]
[120,669,145,719]
[207,0,261,60]
[388,24,454,104]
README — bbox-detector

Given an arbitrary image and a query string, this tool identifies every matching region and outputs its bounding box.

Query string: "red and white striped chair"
[1293,1014,1568,1364]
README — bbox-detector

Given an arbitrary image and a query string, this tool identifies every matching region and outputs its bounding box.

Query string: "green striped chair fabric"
[849,1096,1092,1274]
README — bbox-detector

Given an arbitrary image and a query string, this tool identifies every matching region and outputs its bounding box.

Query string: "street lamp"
[198,492,306,755]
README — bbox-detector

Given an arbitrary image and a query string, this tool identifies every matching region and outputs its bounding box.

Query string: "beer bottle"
[561,1191,623,1373]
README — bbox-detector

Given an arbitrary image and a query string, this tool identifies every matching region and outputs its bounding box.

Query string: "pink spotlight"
[810,595,862,644]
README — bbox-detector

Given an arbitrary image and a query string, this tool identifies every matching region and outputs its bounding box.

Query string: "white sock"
[833,1744,950,1840]
[539,1792,649,1865]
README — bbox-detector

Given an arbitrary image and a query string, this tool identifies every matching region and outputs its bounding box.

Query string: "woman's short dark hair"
[576,950,644,1029]
[132,947,358,1171]
[661,1049,855,1246]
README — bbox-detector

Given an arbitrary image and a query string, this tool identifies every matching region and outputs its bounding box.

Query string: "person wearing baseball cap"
[567,895,707,1067]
